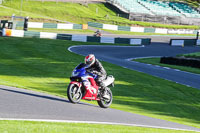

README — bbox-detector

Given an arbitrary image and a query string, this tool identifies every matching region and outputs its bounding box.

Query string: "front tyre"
[67,84,82,103]
[97,88,112,108]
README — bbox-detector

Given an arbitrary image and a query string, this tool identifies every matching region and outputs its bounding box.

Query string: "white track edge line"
[128,56,200,76]
[68,45,145,53]
[0,118,199,132]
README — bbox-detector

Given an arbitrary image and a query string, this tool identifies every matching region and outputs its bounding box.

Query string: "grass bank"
[0,120,197,133]
[0,37,200,129]
[1,0,200,29]
[183,52,200,59]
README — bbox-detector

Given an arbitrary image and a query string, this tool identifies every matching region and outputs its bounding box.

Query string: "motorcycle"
[93,32,101,37]
[67,63,115,108]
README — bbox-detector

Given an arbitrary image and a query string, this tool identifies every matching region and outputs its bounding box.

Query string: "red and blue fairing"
[69,63,99,100]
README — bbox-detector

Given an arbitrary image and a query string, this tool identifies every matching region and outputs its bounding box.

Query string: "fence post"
[11,14,15,22]
[24,16,29,31]
[179,16,181,25]
[197,31,199,40]
[164,16,166,24]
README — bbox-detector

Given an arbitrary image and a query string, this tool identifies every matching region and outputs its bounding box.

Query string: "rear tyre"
[67,84,82,103]
[97,88,112,108]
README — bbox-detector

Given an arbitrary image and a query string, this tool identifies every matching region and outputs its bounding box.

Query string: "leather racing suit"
[86,59,107,89]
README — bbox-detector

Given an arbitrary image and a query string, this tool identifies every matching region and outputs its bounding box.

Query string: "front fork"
[70,81,82,94]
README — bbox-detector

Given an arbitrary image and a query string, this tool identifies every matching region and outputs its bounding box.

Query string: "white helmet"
[85,54,95,66]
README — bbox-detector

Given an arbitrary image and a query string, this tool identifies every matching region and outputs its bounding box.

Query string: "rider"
[84,54,109,98]
[94,29,101,37]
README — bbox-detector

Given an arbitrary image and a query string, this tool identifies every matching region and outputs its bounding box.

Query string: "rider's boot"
[97,81,110,99]
[102,87,110,99]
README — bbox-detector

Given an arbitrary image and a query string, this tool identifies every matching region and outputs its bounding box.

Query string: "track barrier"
[170,39,198,46]
[15,21,87,30]
[4,29,151,45]
[88,22,200,34]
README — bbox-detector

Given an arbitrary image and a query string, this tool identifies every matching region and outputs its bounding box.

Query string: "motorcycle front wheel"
[67,84,82,103]
[97,88,112,108]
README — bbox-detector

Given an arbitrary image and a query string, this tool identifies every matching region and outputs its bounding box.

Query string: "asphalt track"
[1,36,200,131]
[1,85,200,132]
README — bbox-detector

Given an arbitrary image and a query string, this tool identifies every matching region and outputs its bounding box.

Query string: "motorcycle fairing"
[70,81,82,88]
[82,77,99,100]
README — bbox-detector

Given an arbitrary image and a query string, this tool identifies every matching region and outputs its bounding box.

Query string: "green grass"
[182,52,200,59]
[0,120,197,133]
[0,5,49,19]
[133,55,200,74]
[1,0,200,29]
[0,37,200,129]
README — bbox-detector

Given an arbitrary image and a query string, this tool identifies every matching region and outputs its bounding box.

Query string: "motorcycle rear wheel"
[67,84,82,103]
[97,88,112,108]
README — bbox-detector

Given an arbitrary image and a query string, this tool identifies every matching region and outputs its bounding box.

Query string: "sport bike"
[67,63,114,108]
[93,32,101,37]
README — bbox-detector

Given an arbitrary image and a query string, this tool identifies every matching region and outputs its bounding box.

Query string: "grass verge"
[0,120,197,133]
[183,52,200,59]
[0,37,200,129]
